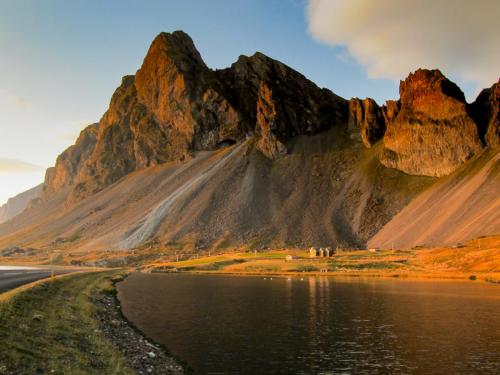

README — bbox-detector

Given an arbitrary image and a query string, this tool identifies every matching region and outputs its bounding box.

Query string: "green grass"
[172,255,230,268]
[0,271,133,375]
[238,252,288,260]
[194,259,246,271]
[244,265,279,272]
[293,265,319,272]
[328,261,401,271]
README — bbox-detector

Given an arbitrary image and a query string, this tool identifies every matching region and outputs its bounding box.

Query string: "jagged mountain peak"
[1,31,498,253]
[42,31,500,203]
[150,31,204,58]
[382,67,482,176]
[43,30,346,201]
[400,68,467,103]
[142,31,207,76]
[398,68,468,120]
[345,68,486,177]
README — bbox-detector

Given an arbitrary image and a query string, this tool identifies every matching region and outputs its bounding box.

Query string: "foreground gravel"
[93,290,184,375]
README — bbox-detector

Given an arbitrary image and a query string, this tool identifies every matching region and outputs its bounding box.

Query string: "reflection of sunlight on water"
[285,277,293,314]
[307,276,334,369]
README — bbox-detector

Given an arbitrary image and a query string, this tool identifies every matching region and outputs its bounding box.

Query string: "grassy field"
[143,236,500,281]
[0,271,134,375]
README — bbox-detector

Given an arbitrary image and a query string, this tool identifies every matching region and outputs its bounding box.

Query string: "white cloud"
[0,158,44,173]
[307,0,500,96]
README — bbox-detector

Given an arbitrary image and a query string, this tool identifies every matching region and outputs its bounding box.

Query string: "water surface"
[118,274,500,374]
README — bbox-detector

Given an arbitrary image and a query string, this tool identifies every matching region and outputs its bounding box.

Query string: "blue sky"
[0,0,498,204]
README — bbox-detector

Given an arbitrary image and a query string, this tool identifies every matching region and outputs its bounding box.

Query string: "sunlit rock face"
[380,69,483,177]
[64,32,245,200]
[254,82,287,159]
[44,31,348,201]
[43,32,498,203]
[347,70,499,177]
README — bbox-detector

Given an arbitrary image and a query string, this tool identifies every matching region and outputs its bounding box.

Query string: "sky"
[0,0,498,205]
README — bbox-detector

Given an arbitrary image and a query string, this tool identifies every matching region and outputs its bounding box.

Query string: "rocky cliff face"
[348,98,385,147]
[44,123,99,196]
[45,33,498,201]
[380,69,483,177]
[471,79,500,148]
[45,31,347,200]
[347,70,499,177]
[218,52,347,149]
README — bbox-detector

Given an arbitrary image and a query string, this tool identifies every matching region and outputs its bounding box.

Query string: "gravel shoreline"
[93,283,185,375]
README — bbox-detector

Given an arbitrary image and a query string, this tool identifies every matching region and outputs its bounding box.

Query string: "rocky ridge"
[43,31,347,201]
[1,31,498,252]
[349,70,499,177]
[44,32,499,202]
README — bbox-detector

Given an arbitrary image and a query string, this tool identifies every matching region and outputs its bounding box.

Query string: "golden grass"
[0,271,134,375]
[144,236,500,281]
[0,271,88,304]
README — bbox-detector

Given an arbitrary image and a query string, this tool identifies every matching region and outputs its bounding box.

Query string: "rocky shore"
[93,279,185,375]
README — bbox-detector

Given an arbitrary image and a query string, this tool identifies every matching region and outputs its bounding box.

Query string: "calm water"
[117,274,500,374]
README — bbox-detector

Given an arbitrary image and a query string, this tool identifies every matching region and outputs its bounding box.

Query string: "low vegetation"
[0,271,134,375]
[141,235,500,281]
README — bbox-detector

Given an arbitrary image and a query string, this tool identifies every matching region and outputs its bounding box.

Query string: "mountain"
[43,31,346,203]
[0,31,498,256]
[0,184,43,224]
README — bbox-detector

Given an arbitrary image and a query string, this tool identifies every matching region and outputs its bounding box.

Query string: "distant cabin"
[309,246,335,258]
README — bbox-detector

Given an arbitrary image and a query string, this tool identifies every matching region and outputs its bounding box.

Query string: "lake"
[117,273,500,374]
